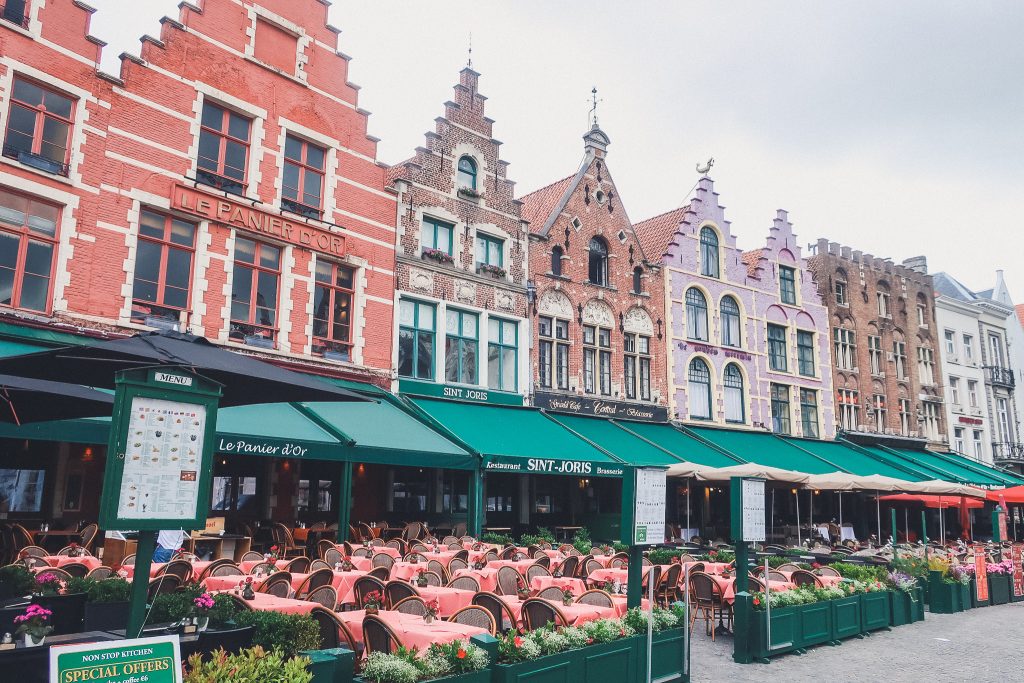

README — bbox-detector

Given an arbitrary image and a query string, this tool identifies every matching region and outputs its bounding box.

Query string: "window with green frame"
[488,317,518,391]
[796,329,815,376]
[422,216,454,254]
[476,233,503,268]
[800,388,819,438]
[767,323,788,372]
[398,299,435,379]
[770,383,791,434]
[445,308,478,384]
[779,266,797,305]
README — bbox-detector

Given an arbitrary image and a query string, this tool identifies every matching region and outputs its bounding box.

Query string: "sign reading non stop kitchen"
[51,635,182,683]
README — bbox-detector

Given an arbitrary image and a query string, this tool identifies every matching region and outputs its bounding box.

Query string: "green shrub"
[622,607,680,632]
[65,577,132,603]
[647,548,682,565]
[830,562,888,583]
[235,610,320,659]
[571,528,592,556]
[184,646,311,683]
[206,593,241,628]
[0,564,35,600]
[612,541,629,553]
[481,532,514,546]
[149,583,205,623]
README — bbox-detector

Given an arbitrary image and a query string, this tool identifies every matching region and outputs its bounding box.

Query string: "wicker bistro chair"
[765,570,790,583]
[385,539,406,554]
[56,545,90,557]
[60,562,91,578]
[817,566,841,578]
[79,523,99,551]
[657,563,682,606]
[86,566,114,580]
[678,554,696,564]
[286,557,312,574]
[484,550,499,564]
[688,571,731,641]
[310,559,332,572]
[554,555,579,578]
[120,554,137,566]
[499,546,518,560]
[352,547,372,558]
[427,560,449,583]
[610,555,629,569]
[249,562,276,576]
[448,557,468,574]
[748,576,766,592]
[790,569,823,588]
[363,614,402,655]
[210,564,245,577]
[442,536,460,546]
[447,575,480,592]
[352,576,387,609]
[393,596,428,616]
[271,524,305,558]
[576,589,614,607]
[305,585,338,610]
[196,559,232,581]
[373,553,396,572]
[20,545,48,558]
[324,548,344,565]
[317,539,336,560]
[147,575,181,599]
[259,573,293,598]
[22,556,51,569]
[294,568,334,598]
[367,567,391,582]
[448,543,463,551]
[404,553,428,564]
[537,586,565,601]
[525,564,550,584]
[418,571,443,587]
[496,566,524,596]
[584,559,604,577]
[533,555,551,570]
[385,580,419,607]
[449,606,497,635]
[309,607,359,653]
[472,591,519,634]
[521,598,569,630]
[160,560,193,583]
[776,563,802,573]
[240,551,265,563]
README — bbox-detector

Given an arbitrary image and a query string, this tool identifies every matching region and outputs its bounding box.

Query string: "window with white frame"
[917,303,927,327]
[624,333,651,401]
[944,329,956,357]
[917,347,935,385]
[445,308,478,384]
[963,334,974,363]
[954,427,965,454]
[922,401,941,441]
[685,288,709,341]
[973,430,984,459]
[833,327,855,371]
[800,389,819,438]
[998,398,1011,442]
[538,316,570,390]
[893,341,908,380]
[797,330,815,377]
[872,394,886,432]
[989,333,1005,368]
[197,101,251,195]
[699,227,719,278]
[838,389,859,431]
[723,364,745,424]
[835,279,848,306]
[877,289,890,317]
[398,299,435,379]
[779,266,797,305]
[583,325,611,395]
[770,383,791,435]
[968,380,979,408]
[767,323,788,372]
[487,317,517,392]
[899,398,911,436]
[949,376,960,406]
[720,296,741,347]
[688,358,712,420]
[868,335,882,375]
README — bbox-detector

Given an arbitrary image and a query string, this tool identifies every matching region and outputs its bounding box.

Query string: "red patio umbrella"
[985,486,1024,504]
[878,493,985,509]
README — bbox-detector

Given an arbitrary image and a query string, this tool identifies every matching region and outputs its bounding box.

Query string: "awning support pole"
[876,492,882,546]
[686,479,691,540]
[337,461,353,542]
[838,492,843,530]
[468,468,483,538]
[795,489,801,546]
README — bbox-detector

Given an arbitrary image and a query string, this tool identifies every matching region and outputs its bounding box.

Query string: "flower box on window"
[476,263,507,279]
[422,247,455,265]
[457,187,483,201]
[7,148,69,177]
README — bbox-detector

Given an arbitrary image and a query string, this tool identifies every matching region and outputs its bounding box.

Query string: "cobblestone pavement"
[688,602,1024,682]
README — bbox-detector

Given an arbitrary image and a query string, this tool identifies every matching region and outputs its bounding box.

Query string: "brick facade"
[807,240,947,447]
[0,0,395,386]
[388,68,528,399]
[522,125,668,415]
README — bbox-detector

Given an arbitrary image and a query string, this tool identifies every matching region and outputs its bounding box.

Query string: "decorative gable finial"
[467,32,472,68]
[696,157,714,176]
[590,87,602,126]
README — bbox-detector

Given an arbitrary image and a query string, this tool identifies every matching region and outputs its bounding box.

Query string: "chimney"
[583,123,610,158]
[902,256,928,274]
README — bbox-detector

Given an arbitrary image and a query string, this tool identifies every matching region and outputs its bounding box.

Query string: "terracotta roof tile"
[1016,303,1024,322]
[518,175,575,233]
[741,249,764,278]
[633,207,687,263]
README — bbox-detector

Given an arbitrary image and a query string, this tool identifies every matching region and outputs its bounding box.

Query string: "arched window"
[700,227,719,278]
[632,267,643,294]
[688,358,712,420]
[588,237,609,286]
[685,288,708,341]
[457,156,477,190]
[551,246,563,276]
[721,295,741,347]
[724,364,745,423]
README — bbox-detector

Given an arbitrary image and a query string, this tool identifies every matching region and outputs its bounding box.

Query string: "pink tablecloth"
[347,545,401,559]
[587,567,649,586]
[42,556,103,571]
[416,585,475,616]
[608,595,651,617]
[498,596,616,625]
[681,561,732,575]
[712,576,796,604]
[338,610,487,651]
[212,590,316,614]
[778,571,844,588]
[487,559,536,574]
[123,559,215,579]
[240,559,291,573]
[452,568,500,593]
[530,576,587,596]
[392,562,434,582]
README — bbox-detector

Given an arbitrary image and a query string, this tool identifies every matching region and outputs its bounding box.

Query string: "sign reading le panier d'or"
[534,392,668,422]
[172,183,344,256]
[51,635,182,683]
[633,467,667,545]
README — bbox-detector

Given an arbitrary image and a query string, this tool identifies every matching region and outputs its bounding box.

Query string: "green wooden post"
[922,510,929,564]
[729,476,765,664]
[732,540,752,664]
[992,505,1003,543]
[891,508,899,564]
[468,469,483,537]
[126,530,156,638]
[338,461,353,541]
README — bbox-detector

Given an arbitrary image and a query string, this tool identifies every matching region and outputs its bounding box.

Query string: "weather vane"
[589,87,603,127]
[696,157,714,176]
[467,32,472,68]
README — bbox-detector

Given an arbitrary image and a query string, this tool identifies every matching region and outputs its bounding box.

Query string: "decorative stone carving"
[454,279,477,304]
[495,291,514,311]
[408,267,434,293]
[623,307,654,335]
[582,299,614,327]
[538,290,572,318]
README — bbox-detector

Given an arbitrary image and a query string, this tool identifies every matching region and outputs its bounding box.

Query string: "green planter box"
[491,650,578,683]
[959,582,972,610]
[830,594,862,641]
[860,591,890,632]
[988,574,1011,605]
[970,578,989,608]
[642,627,688,683]
[927,573,963,614]
[918,576,929,605]
[355,671,489,683]
[577,638,638,683]
[909,586,925,623]
[890,591,909,627]
[749,605,801,659]
[797,600,832,648]
[303,648,355,683]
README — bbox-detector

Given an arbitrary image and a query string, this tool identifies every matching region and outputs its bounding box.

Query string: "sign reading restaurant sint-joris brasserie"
[485,455,625,477]
[172,183,344,256]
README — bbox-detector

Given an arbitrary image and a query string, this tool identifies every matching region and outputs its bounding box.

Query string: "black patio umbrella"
[0,330,368,407]
[0,374,115,424]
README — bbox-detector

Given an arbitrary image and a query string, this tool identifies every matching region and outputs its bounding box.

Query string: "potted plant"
[364,590,383,615]
[561,587,574,607]
[234,611,321,660]
[14,604,53,647]
[887,571,917,626]
[860,581,891,632]
[515,578,530,601]
[33,571,66,597]
[0,564,36,601]
[829,583,863,641]
[71,577,132,631]
[242,576,257,600]
[416,569,429,588]
[986,559,1012,605]
[477,263,507,279]
[267,545,281,561]
[193,591,215,632]
[423,598,440,625]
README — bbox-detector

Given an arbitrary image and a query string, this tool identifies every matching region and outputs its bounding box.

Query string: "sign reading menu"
[51,635,182,683]
[741,479,766,542]
[974,543,989,602]
[633,467,667,545]
[1012,544,1024,598]
[117,396,206,520]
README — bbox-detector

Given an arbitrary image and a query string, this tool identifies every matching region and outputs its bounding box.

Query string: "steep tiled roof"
[518,175,575,233]
[932,272,976,302]
[633,206,687,264]
[741,249,764,278]
[1016,303,1024,322]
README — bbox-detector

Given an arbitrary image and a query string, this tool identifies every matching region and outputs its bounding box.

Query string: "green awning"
[684,426,841,474]
[611,421,746,469]
[409,398,626,477]
[544,414,683,467]
[924,449,1024,486]
[780,437,927,481]
[881,447,1007,487]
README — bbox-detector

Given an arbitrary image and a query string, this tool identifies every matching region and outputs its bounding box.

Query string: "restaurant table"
[483,526,511,534]
[41,555,103,571]
[211,590,316,614]
[391,561,434,582]
[415,585,475,616]
[0,630,122,683]
[777,571,844,588]
[553,526,582,541]
[239,559,291,573]
[337,609,488,651]
[344,545,401,560]
[711,575,796,604]
[587,567,650,586]
[529,576,587,595]
[486,559,536,574]
[451,567,500,592]
[30,529,81,552]
[123,559,215,580]
[497,596,616,625]
[681,561,732,575]
[351,556,373,572]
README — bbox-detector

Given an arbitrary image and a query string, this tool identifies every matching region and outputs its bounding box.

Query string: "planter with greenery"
[356,640,491,683]
[986,561,1012,605]
[184,646,312,683]
[829,593,862,641]
[149,583,241,629]
[0,564,35,601]
[67,576,132,631]
[860,586,891,632]
[235,610,321,659]
[748,603,801,659]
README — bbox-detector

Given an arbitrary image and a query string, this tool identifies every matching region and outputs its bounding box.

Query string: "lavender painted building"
[636,177,835,438]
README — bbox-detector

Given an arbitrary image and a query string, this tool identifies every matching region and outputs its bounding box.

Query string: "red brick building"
[522,124,668,420]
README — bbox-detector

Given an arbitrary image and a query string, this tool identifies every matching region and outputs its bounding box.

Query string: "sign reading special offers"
[51,635,182,683]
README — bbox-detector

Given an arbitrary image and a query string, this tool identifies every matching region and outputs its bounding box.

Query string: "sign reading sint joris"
[485,456,624,477]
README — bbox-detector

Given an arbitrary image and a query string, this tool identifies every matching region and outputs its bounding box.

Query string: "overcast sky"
[89,1,1024,300]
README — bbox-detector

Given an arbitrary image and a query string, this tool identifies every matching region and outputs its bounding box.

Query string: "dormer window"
[588,237,609,286]
[457,156,477,190]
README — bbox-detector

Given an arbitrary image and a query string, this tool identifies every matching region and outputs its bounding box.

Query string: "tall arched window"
[700,227,719,278]
[724,364,745,423]
[685,288,708,341]
[720,295,741,347]
[457,156,477,189]
[588,237,608,286]
[688,358,712,420]
[551,246,563,276]
[632,267,643,294]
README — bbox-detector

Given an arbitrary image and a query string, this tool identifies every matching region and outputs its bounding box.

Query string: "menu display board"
[633,468,667,545]
[1012,544,1024,598]
[741,479,766,542]
[117,396,206,521]
[974,543,989,602]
